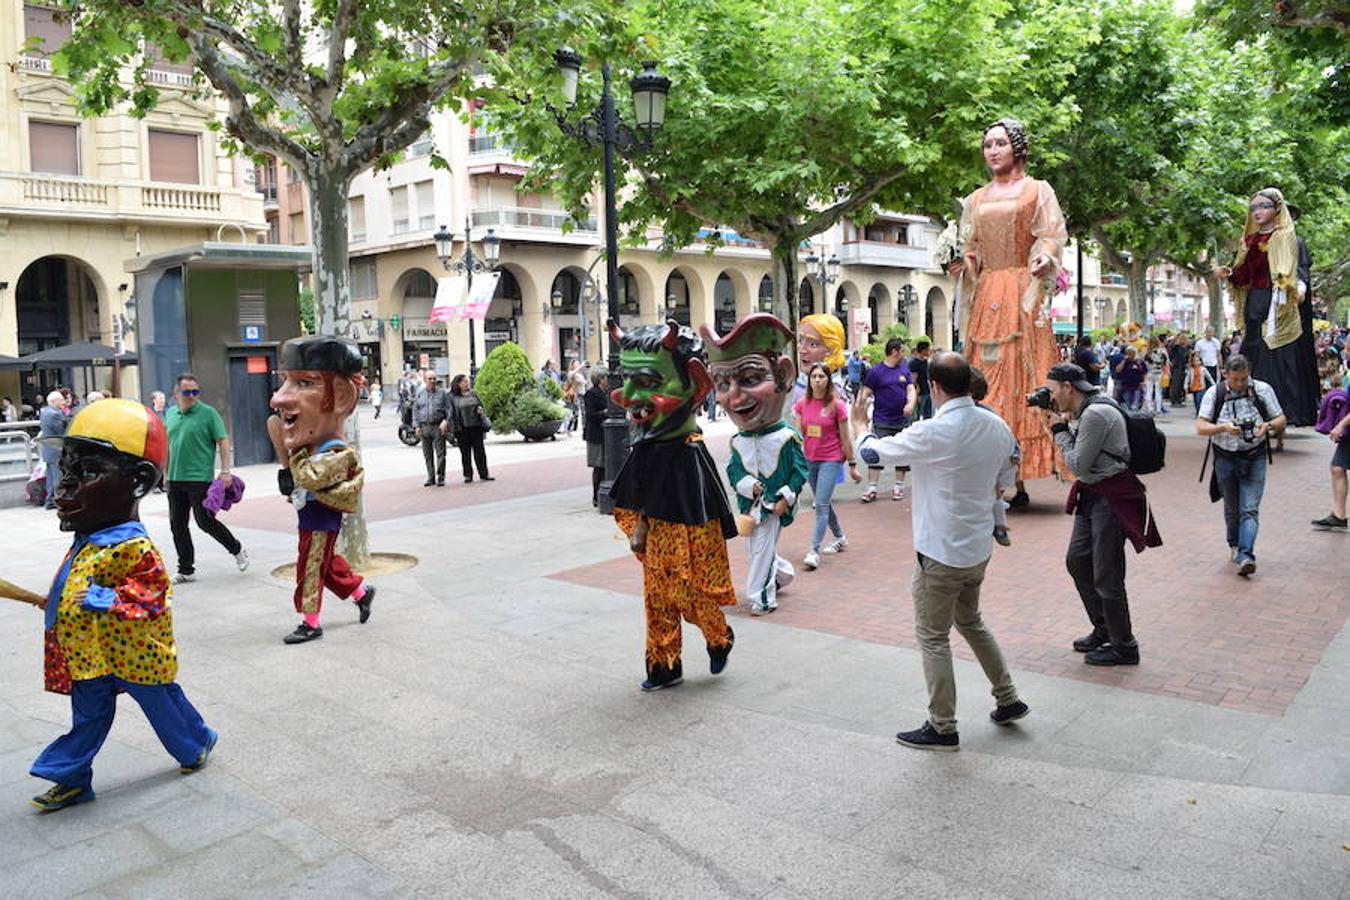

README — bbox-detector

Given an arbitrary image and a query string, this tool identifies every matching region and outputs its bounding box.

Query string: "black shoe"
[1085,644,1139,666]
[895,722,959,751]
[30,783,95,812]
[641,661,683,692]
[481,475,495,481]
[1007,489,1030,510]
[356,586,375,624]
[464,477,473,483]
[708,627,735,675]
[990,700,1030,725]
[423,479,435,487]
[1072,631,1109,653]
[283,623,324,644]
[436,479,444,486]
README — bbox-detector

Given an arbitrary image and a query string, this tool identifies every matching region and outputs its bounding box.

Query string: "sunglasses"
[181,389,201,396]
[1249,202,1275,211]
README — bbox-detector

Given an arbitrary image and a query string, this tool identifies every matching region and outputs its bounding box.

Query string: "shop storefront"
[401,319,450,376]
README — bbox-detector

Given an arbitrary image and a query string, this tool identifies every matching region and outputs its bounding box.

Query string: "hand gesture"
[944,260,965,278]
[849,465,863,483]
[1030,254,1056,279]
[772,497,789,518]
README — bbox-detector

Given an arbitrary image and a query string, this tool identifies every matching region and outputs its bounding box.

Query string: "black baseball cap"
[1047,362,1099,393]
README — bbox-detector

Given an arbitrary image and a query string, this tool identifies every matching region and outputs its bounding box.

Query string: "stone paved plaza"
[2,408,1347,898]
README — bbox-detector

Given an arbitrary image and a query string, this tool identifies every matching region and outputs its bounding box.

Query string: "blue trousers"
[1214,451,1266,561]
[31,676,215,791]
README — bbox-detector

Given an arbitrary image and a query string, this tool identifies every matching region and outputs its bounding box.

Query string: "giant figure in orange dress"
[950,119,1067,498]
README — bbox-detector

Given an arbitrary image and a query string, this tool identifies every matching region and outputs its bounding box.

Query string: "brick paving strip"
[553,427,1350,716]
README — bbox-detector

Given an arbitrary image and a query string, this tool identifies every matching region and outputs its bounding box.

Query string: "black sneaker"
[895,722,959,751]
[990,700,1030,725]
[356,586,375,624]
[1310,514,1347,532]
[1072,631,1109,653]
[1007,489,1030,510]
[30,783,95,812]
[423,479,435,487]
[708,627,734,675]
[283,623,324,644]
[1085,644,1139,666]
[641,662,683,692]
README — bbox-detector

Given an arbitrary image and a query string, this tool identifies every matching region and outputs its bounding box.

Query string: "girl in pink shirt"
[791,363,863,570]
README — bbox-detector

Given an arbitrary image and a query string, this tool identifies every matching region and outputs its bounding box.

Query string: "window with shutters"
[349,196,366,242]
[390,185,410,234]
[288,212,305,244]
[350,259,378,299]
[147,129,200,184]
[23,4,70,58]
[28,121,80,176]
[415,181,436,230]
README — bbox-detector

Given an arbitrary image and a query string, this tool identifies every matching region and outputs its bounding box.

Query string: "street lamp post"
[804,250,840,316]
[552,50,671,515]
[434,218,500,381]
[898,283,917,329]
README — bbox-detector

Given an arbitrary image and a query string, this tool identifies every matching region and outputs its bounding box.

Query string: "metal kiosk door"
[226,346,278,467]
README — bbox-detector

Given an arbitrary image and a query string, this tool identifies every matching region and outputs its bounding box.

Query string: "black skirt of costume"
[609,435,738,539]
[1240,287,1320,426]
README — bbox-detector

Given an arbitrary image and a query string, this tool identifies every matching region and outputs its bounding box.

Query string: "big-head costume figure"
[702,314,808,615]
[268,335,374,645]
[608,319,738,691]
[29,398,217,812]
[791,312,848,411]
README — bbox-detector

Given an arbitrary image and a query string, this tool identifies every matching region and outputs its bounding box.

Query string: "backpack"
[1315,388,1348,435]
[1084,395,1167,475]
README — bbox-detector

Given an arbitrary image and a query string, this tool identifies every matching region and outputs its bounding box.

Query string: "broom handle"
[0,578,46,608]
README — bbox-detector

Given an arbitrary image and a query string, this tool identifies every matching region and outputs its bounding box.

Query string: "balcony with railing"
[0,172,264,225]
[469,134,511,154]
[838,239,933,270]
[471,206,597,235]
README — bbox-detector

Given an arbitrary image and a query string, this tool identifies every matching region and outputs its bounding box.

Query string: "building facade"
[0,2,266,405]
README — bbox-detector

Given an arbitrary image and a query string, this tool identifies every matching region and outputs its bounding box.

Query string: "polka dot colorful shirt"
[44,536,177,694]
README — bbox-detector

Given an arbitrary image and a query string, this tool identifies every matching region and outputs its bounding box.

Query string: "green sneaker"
[30,784,95,812]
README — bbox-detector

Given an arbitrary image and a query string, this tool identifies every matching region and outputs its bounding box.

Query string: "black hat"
[1047,362,1099,394]
[279,335,363,375]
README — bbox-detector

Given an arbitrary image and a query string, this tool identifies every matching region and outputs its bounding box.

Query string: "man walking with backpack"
[1196,355,1285,576]
[1040,363,1162,667]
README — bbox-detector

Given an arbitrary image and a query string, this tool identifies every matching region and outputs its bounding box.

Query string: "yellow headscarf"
[1231,188,1300,350]
[798,313,847,372]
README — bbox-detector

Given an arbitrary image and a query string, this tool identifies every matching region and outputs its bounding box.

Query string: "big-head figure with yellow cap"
[27,398,218,813]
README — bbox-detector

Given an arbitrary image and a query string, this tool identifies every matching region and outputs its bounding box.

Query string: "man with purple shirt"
[856,337,916,502]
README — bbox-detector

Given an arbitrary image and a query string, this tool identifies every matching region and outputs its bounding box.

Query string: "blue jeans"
[31,676,215,791]
[1213,451,1266,561]
[806,459,844,550]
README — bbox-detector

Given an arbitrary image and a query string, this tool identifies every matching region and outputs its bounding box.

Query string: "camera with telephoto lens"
[1026,386,1055,410]
[1237,417,1258,442]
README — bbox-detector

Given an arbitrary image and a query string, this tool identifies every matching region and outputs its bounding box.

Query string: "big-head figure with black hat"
[27,398,218,813]
[267,335,375,645]
[606,318,738,692]
[701,313,808,616]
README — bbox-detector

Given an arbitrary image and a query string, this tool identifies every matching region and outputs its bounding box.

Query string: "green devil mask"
[608,319,712,443]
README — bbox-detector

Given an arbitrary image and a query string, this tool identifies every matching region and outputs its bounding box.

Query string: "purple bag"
[1314,389,1348,435]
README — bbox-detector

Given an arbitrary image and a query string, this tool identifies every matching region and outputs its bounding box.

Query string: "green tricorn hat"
[699,314,794,363]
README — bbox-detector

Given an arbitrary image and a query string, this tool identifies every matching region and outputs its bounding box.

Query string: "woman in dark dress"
[582,368,609,506]
[1215,188,1319,427]
[448,374,494,483]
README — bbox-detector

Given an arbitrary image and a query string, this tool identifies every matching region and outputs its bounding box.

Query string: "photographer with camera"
[1037,363,1159,667]
[1196,355,1285,576]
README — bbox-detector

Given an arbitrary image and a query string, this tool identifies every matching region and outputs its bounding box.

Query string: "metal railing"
[471,206,597,232]
[469,134,510,154]
[0,421,40,483]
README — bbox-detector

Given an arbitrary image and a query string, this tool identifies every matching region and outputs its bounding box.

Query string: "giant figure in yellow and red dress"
[29,398,217,812]
[607,319,739,691]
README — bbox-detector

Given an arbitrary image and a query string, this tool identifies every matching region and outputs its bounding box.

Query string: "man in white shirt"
[1196,354,1285,576]
[851,352,1026,751]
[1195,325,1223,385]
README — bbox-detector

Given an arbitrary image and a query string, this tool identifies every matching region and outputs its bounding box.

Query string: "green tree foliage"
[47,0,601,337]
[485,0,1094,325]
[475,342,536,427]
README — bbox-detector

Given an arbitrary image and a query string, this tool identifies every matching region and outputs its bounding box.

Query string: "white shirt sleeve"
[857,422,931,466]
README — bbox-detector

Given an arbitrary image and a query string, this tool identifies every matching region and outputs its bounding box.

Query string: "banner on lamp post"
[460,271,499,321]
[429,275,465,324]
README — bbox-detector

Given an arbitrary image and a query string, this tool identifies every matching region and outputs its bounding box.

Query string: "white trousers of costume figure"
[745,510,794,611]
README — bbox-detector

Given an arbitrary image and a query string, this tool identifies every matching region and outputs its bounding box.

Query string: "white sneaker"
[750,603,777,616]
[173,572,196,584]
[803,550,821,571]
[892,484,905,501]
[821,537,849,554]
[235,549,251,572]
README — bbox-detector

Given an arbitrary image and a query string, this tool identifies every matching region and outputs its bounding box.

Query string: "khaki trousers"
[912,553,1018,734]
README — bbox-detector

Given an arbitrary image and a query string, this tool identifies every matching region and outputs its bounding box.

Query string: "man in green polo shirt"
[165,373,248,583]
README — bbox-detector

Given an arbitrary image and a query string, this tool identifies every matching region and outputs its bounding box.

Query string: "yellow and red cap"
[42,398,169,472]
